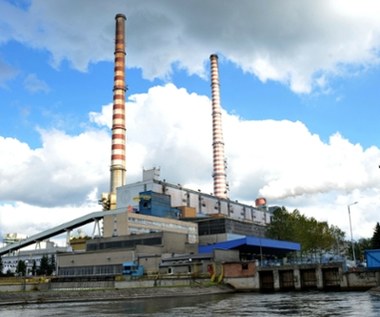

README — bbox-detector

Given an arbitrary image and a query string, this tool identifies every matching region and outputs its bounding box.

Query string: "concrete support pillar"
[91,219,101,238]
[273,269,280,291]
[293,268,301,290]
[66,230,71,247]
[339,266,349,288]
[316,266,324,289]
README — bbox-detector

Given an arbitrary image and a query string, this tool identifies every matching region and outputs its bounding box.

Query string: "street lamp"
[347,201,358,265]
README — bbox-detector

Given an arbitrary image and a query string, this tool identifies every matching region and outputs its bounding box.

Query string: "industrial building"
[115,168,273,225]
[54,166,299,277]
[0,13,301,279]
[2,241,66,275]
[58,231,197,276]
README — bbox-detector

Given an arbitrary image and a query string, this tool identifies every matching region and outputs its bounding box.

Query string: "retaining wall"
[225,264,380,291]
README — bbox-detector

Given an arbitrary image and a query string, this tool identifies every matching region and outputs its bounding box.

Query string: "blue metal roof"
[199,236,300,255]
[365,249,380,269]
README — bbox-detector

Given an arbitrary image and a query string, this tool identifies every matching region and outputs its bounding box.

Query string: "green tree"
[267,207,346,255]
[31,260,37,276]
[330,225,346,255]
[371,222,380,249]
[48,255,56,276]
[5,269,14,277]
[37,254,56,276]
[0,256,3,276]
[266,207,296,241]
[356,238,371,262]
[16,260,26,276]
[38,255,49,276]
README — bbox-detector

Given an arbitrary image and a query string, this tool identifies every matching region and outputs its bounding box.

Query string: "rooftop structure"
[3,233,27,245]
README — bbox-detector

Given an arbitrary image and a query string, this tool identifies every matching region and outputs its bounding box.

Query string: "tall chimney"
[110,13,127,194]
[210,54,228,199]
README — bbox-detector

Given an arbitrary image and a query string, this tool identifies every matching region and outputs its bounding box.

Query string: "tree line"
[266,207,380,261]
[0,254,56,277]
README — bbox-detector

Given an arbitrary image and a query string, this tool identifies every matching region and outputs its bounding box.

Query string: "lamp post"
[347,201,358,265]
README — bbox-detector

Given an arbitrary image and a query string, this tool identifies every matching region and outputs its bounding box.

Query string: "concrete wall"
[137,256,162,275]
[225,276,259,290]
[50,280,114,290]
[214,249,240,262]
[104,212,129,237]
[342,270,380,290]
[161,232,198,254]
[158,261,208,276]
[223,262,256,278]
[135,244,163,255]
[0,280,50,292]
[199,233,229,245]
[103,211,198,243]
[225,265,380,291]
[115,277,209,289]
[58,249,136,268]
[135,245,162,274]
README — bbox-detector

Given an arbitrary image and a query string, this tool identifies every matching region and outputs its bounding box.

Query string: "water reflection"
[1,291,380,317]
[115,294,229,315]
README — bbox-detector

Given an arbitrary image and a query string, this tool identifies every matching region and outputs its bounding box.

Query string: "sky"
[1,0,380,244]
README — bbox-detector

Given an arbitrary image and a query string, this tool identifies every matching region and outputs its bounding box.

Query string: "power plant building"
[116,169,273,225]
[0,13,302,279]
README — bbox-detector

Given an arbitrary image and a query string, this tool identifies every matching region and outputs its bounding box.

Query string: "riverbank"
[0,284,235,306]
[369,286,380,296]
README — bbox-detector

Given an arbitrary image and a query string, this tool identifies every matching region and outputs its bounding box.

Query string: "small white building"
[2,241,68,275]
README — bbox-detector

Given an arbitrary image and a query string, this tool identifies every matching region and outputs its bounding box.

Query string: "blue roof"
[199,236,300,255]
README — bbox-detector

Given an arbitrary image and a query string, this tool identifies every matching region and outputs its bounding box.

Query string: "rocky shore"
[0,285,235,306]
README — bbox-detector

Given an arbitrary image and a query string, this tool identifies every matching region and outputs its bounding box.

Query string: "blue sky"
[3,38,380,150]
[1,0,380,241]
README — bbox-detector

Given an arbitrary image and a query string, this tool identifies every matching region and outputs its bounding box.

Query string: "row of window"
[59,265,122,276]
[86,237,163,251]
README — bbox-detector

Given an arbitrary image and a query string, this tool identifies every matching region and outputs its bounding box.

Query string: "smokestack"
[210,54,228,199]
[110,13,127,194]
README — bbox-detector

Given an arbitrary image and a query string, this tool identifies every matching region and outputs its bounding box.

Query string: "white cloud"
[0,129,110,207]
[90,84,213,185]
[1,0,380,242]
[23,73,50,93]
[0,59,18,88]
[0,192,99,245]
[1,84,379,240]
[1,0,380,92]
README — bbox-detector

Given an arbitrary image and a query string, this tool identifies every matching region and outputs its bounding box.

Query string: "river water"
[1,291,380,316]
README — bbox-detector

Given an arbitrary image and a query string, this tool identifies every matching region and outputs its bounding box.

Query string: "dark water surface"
[1,291,380,316]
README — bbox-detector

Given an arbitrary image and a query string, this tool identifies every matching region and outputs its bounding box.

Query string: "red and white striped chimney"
[210,54,228,199]
[110,13,127,194]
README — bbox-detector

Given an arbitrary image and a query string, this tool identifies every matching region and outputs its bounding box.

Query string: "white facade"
[117,169,273,226]
[103,211,198,243]
[2,242,67,275]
